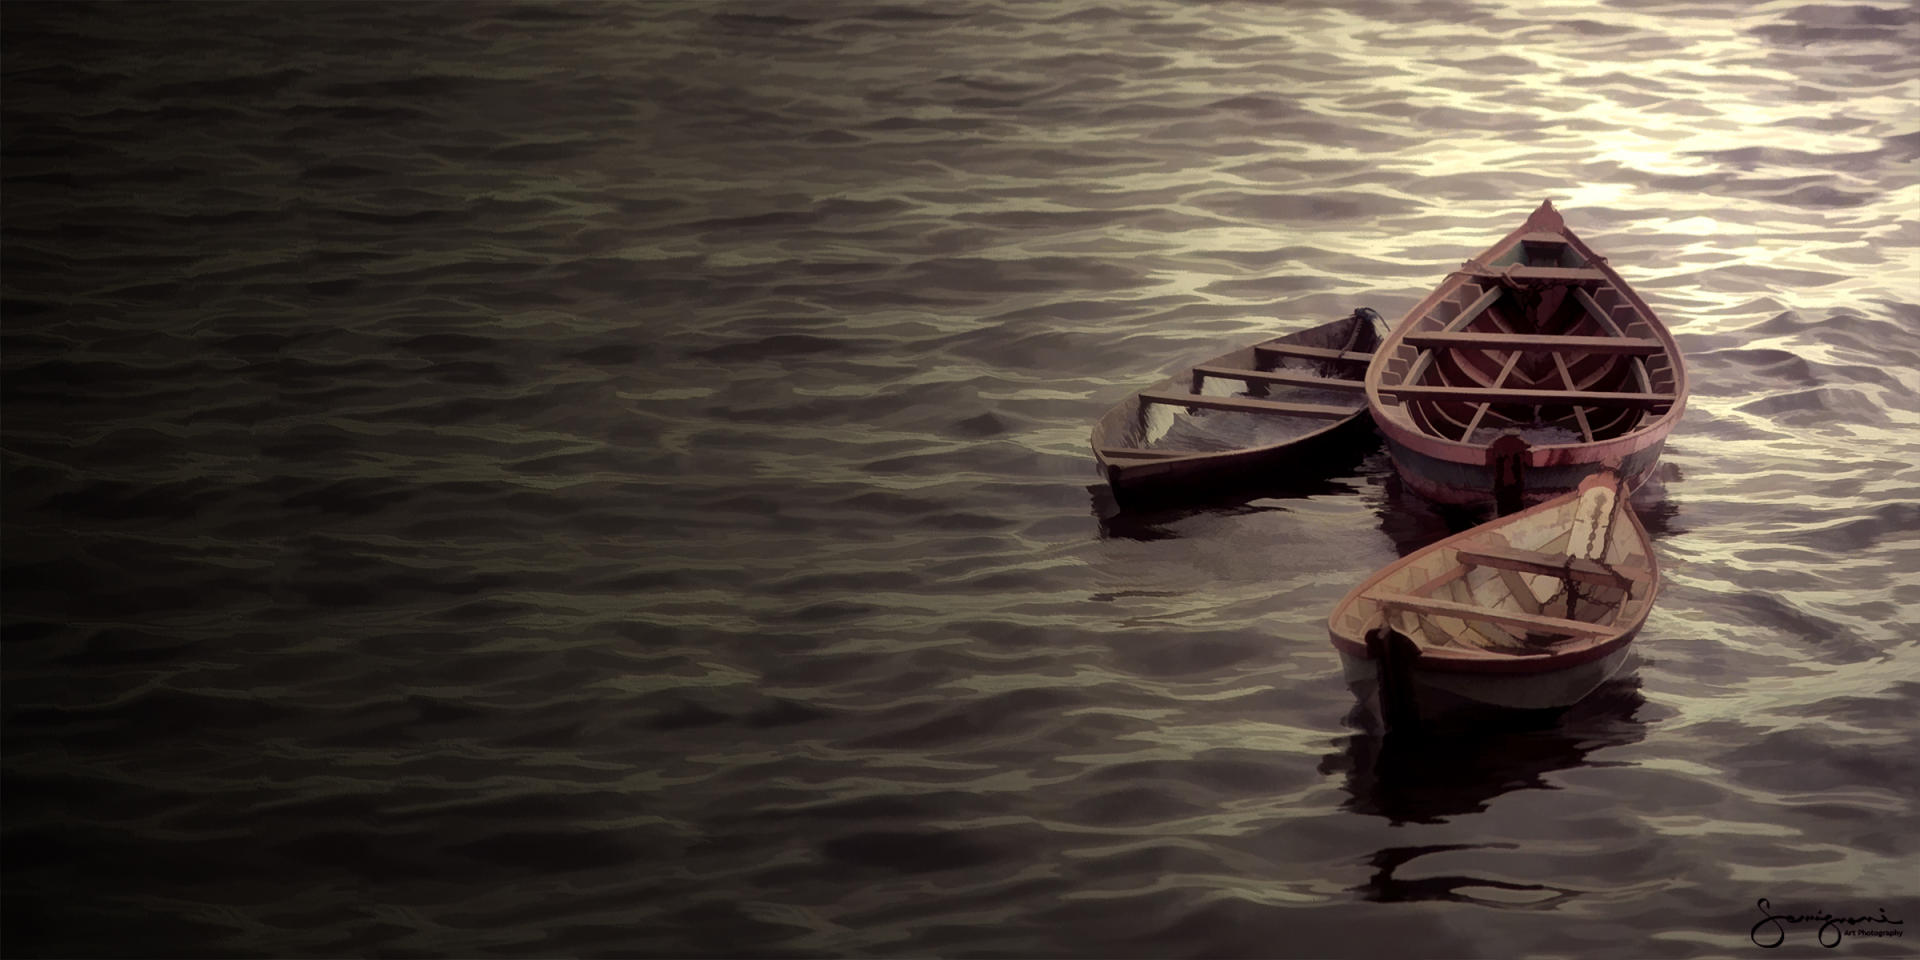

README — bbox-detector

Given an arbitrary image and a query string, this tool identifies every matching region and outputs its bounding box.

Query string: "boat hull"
[1105,411,1376,506]
[1338,639,1636,713]
[1382,432,1668,506]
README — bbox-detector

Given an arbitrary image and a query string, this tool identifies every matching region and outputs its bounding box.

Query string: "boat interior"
[1096,311,1383,460]
[1343,484,1654,651]
[1373,232,1681,446]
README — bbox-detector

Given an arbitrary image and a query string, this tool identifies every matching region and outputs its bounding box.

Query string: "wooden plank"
[1518,231,1568,246]
[1573,288,1659,400]
[1454,544,1647,590]
[1459,597,1529,650]
[1495,567,1544,615]
[1253,343,1373,364]
[1377,384,1676,408]
[1098,447,1189,460]
[1461,265,1608,285]
[1414,612,1454,646]
[1566,401,1594,441]
[1596,597,1623,627]
[1462,348,1525,440]
[1573,287,1625,337]
[1403,285,1505,387]
[1553,352,1595,443]
[1191,365,1366,391]
[1408,563,1468,599]
[1370,592,1617,639]
[1452,284,1506,329]
[1138,391,1357,419]
[1401,332,1663,355]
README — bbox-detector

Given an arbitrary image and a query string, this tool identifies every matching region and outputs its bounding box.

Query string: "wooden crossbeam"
[1573,287,1625,336]
[1495,566,1543,615]
[1377,384,1675,407]
[1370,592,1617,639]
[1409,563,1469,599]
[1403,285,1506,387]
[1191,365,1366,391]
[1461,265,1607,286]
[1462,348,1525,440]
[1454,544,1647,590]
[1138,391,1357,419]
[1518,231,1568,247]
[1553,352,1595,443]
[1252,343,1373,364]
[1574,288,1657,396]
[1402,332,1663,355]
[1447,285,1505,333]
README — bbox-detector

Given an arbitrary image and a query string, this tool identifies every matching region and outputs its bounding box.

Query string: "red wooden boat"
[1364,201,1687,507]
[1328,471,1659,721]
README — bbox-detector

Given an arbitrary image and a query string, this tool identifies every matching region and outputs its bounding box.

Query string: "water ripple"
[3,0,1917,956]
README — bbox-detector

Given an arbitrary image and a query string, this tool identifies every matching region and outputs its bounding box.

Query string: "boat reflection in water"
[1331,676,1650,908]
[1086,473,1368,542]
[1085,423,1381,535]
[1349,842,1585,908]
[1320,673,1650,826]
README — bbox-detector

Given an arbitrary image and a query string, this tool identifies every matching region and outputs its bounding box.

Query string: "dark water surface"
[4,2,1917,956]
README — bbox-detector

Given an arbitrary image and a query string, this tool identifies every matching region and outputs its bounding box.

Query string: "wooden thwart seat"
[1190,365,1366,391]
[1454,544,1647,590]
[1459,264,1608,286]
[1401,332,1664,355]
[1253,343,1374,364]
[1139,391,1356,419]
[1377,384,1676,407]
[1370,592,1616,639]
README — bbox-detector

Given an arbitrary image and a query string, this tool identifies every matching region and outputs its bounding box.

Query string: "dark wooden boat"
[1327,471,1659,721]
[1364,201,1687,507]
[1091,309,1384,505]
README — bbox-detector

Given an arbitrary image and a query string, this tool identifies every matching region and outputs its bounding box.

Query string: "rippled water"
[4,1,1917,956]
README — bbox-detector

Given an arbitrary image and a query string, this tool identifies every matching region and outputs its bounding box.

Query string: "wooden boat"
[1327,471,1659,724]
[1365,200,1687,508]
[1091,309,1384,505]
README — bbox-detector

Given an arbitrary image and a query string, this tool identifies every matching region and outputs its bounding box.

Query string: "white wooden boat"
[1327,471,1659,724]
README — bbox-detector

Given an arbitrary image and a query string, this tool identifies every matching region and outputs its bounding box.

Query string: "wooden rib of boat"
[1091,309,1384,505]
[1327,471,1659,722]
[1365,200,1688,507]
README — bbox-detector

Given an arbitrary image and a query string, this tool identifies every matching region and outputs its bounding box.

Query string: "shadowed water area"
[3,1,1917,956]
